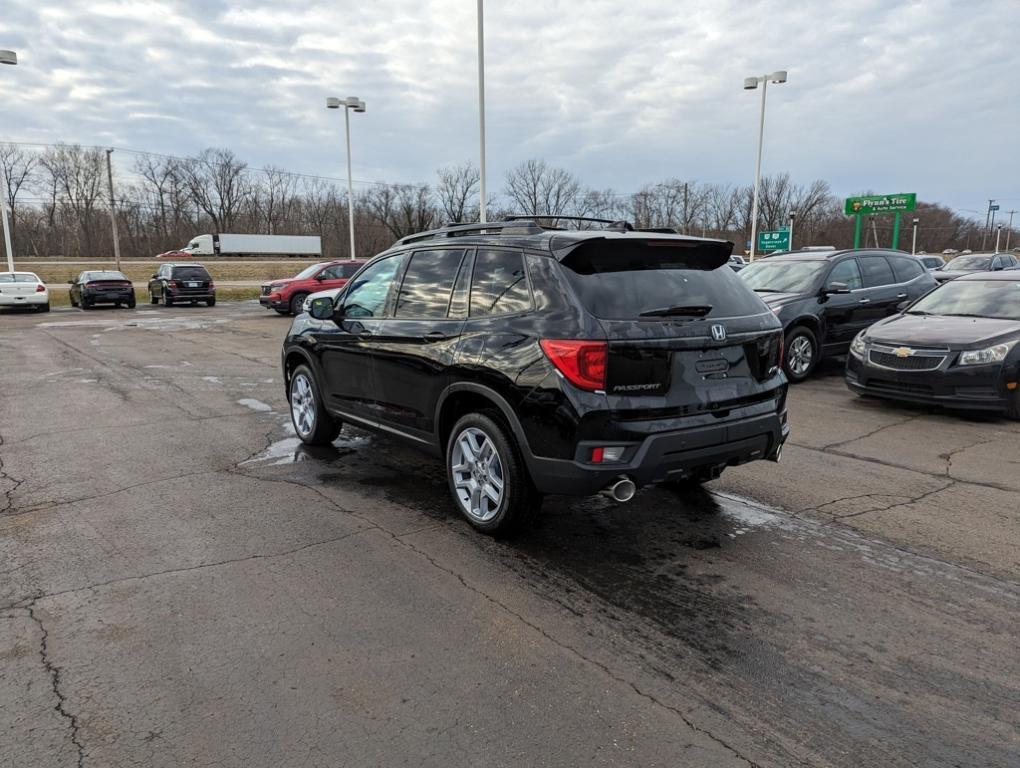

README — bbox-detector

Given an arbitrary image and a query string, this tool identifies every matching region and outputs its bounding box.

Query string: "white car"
[302,286,343,314]
[0,272,50,312]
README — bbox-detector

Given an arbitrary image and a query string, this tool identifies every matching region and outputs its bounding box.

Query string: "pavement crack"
[26,600,86,767]
[0,430,26,515]
[834,481,956,520]
[819,414,921,452]
[940,438,996,479]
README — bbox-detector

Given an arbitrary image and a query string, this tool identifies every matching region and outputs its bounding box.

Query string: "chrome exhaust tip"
[772,443,784,463]
[602,476,637,503]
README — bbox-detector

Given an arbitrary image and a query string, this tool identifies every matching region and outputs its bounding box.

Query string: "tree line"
[0,142,1005,260]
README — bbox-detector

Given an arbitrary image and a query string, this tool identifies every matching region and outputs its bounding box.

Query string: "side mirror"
[309,296,335,320]
[151,273,159,279]
[67,279,75,284]
[824,281,851,295]
[896,299,911,313]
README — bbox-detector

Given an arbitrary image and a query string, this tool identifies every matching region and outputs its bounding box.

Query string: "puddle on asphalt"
[237,398,272,413]
[242,427,371,466]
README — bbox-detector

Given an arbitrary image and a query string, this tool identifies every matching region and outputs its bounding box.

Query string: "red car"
[260,260,367,315]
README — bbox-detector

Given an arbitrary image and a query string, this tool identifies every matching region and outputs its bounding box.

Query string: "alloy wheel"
[451,427,505,522]
[788,336,814,377]
[290,373,316,438]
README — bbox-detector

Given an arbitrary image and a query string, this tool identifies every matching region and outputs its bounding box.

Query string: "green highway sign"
[844,193,916,216]
[758,228,790,252]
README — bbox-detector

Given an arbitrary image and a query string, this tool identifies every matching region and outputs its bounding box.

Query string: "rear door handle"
[357,330,373,339]
[424,331,448,342]
[858,298,871,304]
[897,293,908,299]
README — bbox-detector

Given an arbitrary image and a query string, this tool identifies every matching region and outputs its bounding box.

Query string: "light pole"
[911,217,919,255]
[105,149,122,271]
[995,224,1002,253]
[1005,210,1016,252]
[476,0,487,223]
[981,199,994,250]
[743,70,788,261]
[327,96,366,260]
[1,49,17,272]
[787,211,795,251]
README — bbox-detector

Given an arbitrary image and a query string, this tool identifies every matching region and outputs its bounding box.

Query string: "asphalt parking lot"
[1,301,1017,767]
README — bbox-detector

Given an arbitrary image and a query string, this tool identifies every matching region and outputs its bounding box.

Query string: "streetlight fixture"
[476,0,487,223]
[326,96,366,260]
[105,149,122,271]
[1,49,18,272]
[743,69,788,261]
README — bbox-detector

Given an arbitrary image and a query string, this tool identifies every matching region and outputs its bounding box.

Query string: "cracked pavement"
[1,303,1018,767]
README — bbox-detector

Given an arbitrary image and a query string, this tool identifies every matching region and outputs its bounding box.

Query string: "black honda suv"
[282,219,789,534]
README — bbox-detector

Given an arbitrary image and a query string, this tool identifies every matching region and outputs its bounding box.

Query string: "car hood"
[867,313,1020,348]
[931,270,975,281]
[756,291,806,308]
[263,276,306,288]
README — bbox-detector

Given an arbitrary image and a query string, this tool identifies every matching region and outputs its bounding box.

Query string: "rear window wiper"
[752,288,781,293]
[639,304,713,318]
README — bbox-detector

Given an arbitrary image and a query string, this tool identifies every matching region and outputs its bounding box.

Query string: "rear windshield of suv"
[560,242,766,320]
[172,266,211,280]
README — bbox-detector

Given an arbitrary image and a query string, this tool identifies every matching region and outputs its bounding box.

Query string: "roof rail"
[394,220,543,246]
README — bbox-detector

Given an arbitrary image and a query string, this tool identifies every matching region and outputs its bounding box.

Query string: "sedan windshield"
[907,280,1020,321]
[944,256,991,271]
[738,260,827,293]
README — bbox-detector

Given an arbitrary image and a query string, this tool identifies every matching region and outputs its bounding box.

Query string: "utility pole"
[476,0,487,223]
[105,149,122,271]
[994,224,1002,253]
[788,212,795,251]
[870,215,879,248]
[1005,210,1016,252]
[682,182,689,234]
[911,217,919,255]
[982,199,994,250]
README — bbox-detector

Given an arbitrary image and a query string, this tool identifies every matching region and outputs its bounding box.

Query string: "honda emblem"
[711,324,727,342]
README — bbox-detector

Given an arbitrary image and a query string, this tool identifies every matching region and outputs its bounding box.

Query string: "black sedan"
[932,252,1018,283]
[69,270,136,309]
[846,272,1020,419]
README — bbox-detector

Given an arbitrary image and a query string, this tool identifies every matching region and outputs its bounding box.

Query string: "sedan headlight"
[958,342,1017,366]
[850,331,868,360]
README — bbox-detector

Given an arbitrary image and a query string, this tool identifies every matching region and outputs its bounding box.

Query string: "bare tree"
[504,159,580,217]
[0,144,38,256]
[39,144,106,256]
[183,148,250,232]
[436,162,480,224]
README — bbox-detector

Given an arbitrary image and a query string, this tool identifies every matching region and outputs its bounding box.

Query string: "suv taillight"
[540,340,607,392]
[208,281,215,290]
[168,280,177,289]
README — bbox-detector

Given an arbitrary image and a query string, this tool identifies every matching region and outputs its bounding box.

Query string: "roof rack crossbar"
[394,220,543,246]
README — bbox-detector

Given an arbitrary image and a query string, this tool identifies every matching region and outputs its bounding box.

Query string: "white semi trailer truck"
[181,234,321,257]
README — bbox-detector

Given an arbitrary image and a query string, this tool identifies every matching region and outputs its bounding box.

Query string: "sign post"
[845,193,916,249]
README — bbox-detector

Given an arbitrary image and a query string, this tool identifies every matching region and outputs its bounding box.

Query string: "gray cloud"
[2,0,1018,211]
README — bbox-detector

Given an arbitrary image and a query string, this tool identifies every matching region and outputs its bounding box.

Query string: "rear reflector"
[590,446,625,463]
[540,339,607,392]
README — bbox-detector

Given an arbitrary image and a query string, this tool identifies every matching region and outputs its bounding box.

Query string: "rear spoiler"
[552,235,734,272]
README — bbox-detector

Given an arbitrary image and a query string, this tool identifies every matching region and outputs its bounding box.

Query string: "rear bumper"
[523,409,789,496]
[846,354,1013,412]
[83,289,134,304]
[168,291,215,300]
[0,293,47,306]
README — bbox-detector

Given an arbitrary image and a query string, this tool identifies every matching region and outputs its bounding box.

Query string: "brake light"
[208,281,215,290]
[540,339,607,392]
[35,283,46,292]
[168,280,177,289]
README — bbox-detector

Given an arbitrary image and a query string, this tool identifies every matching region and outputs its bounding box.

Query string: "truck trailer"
[181,234,322,258]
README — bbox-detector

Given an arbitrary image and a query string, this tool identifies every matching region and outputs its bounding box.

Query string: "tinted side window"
[470,249,531,317]
[318,264,345,279]
[889,256,923,283]
[342,254,405,318]
[828,258,863,290]
[859,256,895,288]
[395,249,465,318]
[342,262,363,278]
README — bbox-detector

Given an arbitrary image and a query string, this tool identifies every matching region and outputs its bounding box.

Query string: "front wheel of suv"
[290,293,308,316]
[446,412,539,536]
[289,365,341,445]
[784,326,819,383]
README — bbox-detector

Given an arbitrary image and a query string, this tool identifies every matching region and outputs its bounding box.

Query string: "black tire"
[288,364,341,446]
[274,308,289,316]
[784,325,819,383]
[127,297,136,309]
[70,295,78,308]
[149,291,158,305]
[445,411,540,536]
[38,302,50,313]
[206,297,216,307]
[81,297,92,310]
[290,293,308,316]
[164,292,174,307]
[114,302,121,308]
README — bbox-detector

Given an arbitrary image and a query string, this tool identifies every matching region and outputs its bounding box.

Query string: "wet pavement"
[1,302,1018,767]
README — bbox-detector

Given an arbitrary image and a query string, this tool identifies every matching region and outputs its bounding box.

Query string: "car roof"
[387,218,731,257]
[955,271,1020,282]
[762,248,911,261]
[165,262,206,267]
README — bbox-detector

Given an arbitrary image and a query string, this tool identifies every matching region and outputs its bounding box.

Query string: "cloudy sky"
[2,0,1018,214]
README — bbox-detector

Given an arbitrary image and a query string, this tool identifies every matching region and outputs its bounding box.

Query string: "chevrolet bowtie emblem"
[892,347,914,358]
